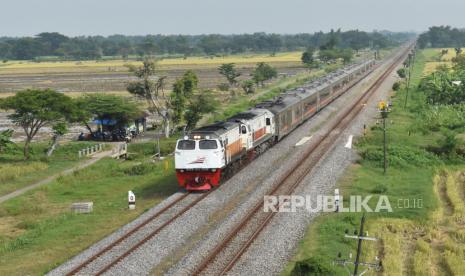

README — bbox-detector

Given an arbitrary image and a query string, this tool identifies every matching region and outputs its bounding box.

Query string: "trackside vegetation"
[0,140,178,275]
[0,58,330,274]
[0,141,99,197]
[285,49,465,275]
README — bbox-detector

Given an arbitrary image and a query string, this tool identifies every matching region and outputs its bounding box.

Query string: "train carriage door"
[265,117,271,134]
[240,124,253,150]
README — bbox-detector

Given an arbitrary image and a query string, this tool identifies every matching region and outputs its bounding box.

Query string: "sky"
[1,0,464,37]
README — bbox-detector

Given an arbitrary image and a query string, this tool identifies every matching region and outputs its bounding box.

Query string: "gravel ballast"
[49,50,402,276]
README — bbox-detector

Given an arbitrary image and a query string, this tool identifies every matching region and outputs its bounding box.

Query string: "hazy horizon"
[1,0,464,37]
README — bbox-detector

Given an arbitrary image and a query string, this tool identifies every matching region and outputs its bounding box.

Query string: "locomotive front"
[175,134,226,191]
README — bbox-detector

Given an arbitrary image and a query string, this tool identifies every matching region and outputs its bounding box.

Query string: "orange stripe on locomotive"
[226,138,243,159]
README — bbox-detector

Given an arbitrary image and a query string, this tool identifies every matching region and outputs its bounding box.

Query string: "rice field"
[0,52,302,71]
[422,48,465,74]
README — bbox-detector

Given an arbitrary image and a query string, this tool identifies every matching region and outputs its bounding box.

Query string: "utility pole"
[378,101,390,174]
[334,214,382,276]
[404,49,415,109]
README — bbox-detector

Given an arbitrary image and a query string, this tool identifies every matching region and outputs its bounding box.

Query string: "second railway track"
[192,44,413,276]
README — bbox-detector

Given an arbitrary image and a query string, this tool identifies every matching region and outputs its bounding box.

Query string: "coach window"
[266,118,271,126]
[199,140,218,149]
[241,125,247,134]
[177,140,195,150]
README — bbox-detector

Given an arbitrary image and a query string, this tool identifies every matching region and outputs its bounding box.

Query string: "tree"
[320,29,340,50]
[183,90,217,130]
[301,47,315,67]
[319,48,353,64]
[36,32,69,55]
[181,70,199,97]
[419,69,465,105]
[0,129,14,153]
[252,62,277,86]
[0,89,75,159]
[340,48,354,64]
[126,58,171,137]
[0,31,410,60]
[170,79,186,126]
[79,94,141,129]
[241,80,255,94]
[218,63,241,86]
[169,70,200,127]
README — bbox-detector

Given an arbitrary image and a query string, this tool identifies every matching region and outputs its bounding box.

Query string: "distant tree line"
[0,30,413,60]
[418,26,465,48]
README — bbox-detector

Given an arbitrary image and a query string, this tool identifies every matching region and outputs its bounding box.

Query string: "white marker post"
[335,189,340,213]
[344,135,353,149]
[128,191,136,210]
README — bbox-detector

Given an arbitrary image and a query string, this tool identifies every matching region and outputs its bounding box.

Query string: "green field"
[0,140,178,275]
[285,49,465,275]
[0,142,100,197]
[0,58,332,275]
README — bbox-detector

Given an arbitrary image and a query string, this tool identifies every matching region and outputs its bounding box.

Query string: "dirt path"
[0,148,114,204]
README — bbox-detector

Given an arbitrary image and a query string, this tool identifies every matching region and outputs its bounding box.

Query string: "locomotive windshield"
[199,140,218,149]
[177,140,195,150]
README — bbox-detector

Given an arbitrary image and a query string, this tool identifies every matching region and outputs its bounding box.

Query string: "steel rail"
[66,190,211,275]
[193,44,413,276]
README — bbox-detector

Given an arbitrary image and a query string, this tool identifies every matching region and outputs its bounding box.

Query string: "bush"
[124,162,155,176]
[359,145,442,167]
[371,184,388,194]
[291,257,333,275]
[392,81,401,91]
[418,104,465,132]
[397,68,407,78]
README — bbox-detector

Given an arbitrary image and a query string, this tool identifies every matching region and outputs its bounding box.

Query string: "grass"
[0,141,100,197]
[0,141,179,275]
[284,48,465,275]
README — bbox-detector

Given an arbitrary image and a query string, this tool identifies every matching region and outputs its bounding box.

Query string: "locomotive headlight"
[211,169,216,172]
[180,169,185,173]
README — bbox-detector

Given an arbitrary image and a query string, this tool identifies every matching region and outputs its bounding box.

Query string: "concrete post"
[128,191,136,210]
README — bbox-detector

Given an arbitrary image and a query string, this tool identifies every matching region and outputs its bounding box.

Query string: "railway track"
[192,44,413,276]
[66,191,212,276]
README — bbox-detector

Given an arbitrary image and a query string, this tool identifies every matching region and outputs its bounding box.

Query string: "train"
[174,58,376,191]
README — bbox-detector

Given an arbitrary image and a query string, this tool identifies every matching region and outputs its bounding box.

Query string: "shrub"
[392,81,401,91]
[371,184,388,194]
[359,145,442,167]
[291,257,333,275]
[397,68,407,78]
[124,163,154,176]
